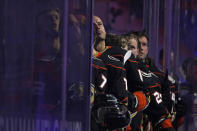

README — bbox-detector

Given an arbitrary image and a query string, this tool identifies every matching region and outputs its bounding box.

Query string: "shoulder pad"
[92,57,107,70]
[105,46,131,63]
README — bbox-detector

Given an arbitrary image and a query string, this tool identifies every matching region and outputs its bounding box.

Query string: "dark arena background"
[0,0,196,131]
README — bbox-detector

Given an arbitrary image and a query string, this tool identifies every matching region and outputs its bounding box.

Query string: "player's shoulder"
[92,57,104,65]
[105,46,127,58]
[127,58,139,64]
[100,53,126,71]
[150,65,166,78]
[92,57,107,71]
[105,46,133,64]
[101,52,120,64]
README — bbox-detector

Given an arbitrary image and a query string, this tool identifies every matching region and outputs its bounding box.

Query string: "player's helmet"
[92,94,131,130]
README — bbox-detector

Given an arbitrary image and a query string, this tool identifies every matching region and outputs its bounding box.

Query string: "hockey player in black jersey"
[91,47,132,131]
[108,31,175,131]
[91,57,107,104]
[153,49,187,129]
[91,16,133,130]
[136,31,176,131]
[92,16,150,130]
[144,55,187,131]
[90,57,106,131]
[93,16,149,112]
[120,33,150,131]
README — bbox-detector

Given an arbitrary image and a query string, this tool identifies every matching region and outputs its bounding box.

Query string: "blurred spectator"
[180,57,197,96]
[32,7,62,116]
[35,8,61,58]
[180,57,197,131]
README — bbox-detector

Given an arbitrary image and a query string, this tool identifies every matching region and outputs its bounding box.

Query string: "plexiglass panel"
[0,0,92,130]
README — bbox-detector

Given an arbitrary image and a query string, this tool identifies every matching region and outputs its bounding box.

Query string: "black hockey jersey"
[97,50,128,103]
[135,60,171,128]
[92,57,107,93]
[146,61,178,117]
[97,46,149,114]
[102,46,134,64]
[91,57,107,105]
[138,59,174,129]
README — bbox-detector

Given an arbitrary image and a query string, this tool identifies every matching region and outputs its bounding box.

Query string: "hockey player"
[105,32,151,130]
[91,56,107,105]
[92,16,149,130]
[91,21,132,130]
[32,8,62,114]
[110,31,175,131]
[136,31,176,131]
[94,16,149,111]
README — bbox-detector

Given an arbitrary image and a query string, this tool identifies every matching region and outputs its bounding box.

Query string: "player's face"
[127,38,139,58]
[38,9,60,33]
[138,36,148,60]
[47,10,60,32]
[93,16,106,40]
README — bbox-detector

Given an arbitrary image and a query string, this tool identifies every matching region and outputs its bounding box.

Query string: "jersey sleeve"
[124,59,145,93]
[92,58,108,93]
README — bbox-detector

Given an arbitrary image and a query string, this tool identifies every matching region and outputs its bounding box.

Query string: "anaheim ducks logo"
[141,70,158,78]
[108,55,120,61]
[138,69,158,82]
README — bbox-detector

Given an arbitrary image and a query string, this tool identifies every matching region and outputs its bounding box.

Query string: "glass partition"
[0,0,93,130]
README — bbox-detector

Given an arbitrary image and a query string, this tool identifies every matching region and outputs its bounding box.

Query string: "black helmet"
[92,94,131,130]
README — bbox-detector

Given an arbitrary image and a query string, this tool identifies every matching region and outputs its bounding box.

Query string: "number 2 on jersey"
[153,91,162,104]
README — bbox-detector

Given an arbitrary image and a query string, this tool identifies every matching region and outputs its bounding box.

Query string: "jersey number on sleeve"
[123,77,128,91]
[171,92,176,102]
[153,91,162,104]
[99,74,107,89]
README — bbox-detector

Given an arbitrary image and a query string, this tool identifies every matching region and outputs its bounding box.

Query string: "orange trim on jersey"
[165,108,169,114]
[128,59,138,63]
[92,64,107,70]
[96,52,102,58]
[133,91,147,111]
[96,46,112,58]
[126,125,132,131]
[150,122,153,131]
[96,46,111,58]
[106,46,112,49]
[170,85,175,89]
[152,72,165,77]
[161,118,173,128]
[148,83,161,89]
[175,116,184,128]
[112,54,124,58]
[120,97,128,103]
[106,64,126,71]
